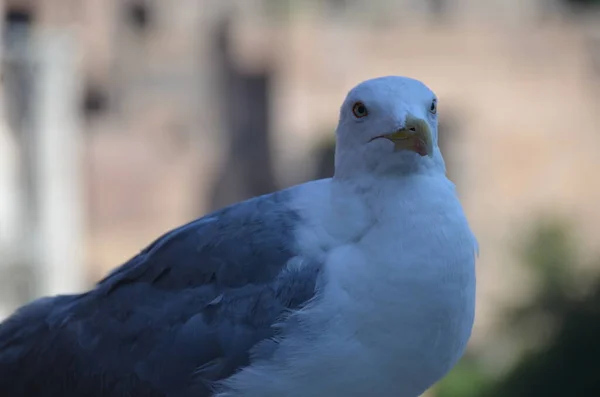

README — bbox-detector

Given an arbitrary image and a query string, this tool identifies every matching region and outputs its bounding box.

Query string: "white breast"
[217,175,477,397]
[312,175,476,396]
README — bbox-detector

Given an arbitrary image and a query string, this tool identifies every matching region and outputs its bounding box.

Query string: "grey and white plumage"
[0,76,478,397]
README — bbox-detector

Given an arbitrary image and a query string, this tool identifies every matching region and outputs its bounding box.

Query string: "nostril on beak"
[408,126,417,132]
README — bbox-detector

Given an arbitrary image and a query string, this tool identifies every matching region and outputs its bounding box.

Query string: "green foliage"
[520,218,576,300]
[482,284,600,396]
[562,0,600,7]
[481,217,600,396]
[434,216,600,397]
[434,354,492,397]
[505,219,579,340]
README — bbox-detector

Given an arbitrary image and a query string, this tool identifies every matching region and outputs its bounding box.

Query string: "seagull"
[0,76,477,397]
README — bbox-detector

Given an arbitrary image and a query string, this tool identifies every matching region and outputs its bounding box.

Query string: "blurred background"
[0,0,599,395]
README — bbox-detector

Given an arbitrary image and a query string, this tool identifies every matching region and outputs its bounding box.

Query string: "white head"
[334,76,445,179]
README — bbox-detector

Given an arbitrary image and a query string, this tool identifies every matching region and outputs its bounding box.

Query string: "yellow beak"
[383,115,434,158]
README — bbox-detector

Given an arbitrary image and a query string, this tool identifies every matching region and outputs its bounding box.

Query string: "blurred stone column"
[0,4,37,317]
[208,17,277,210]
[0,1,16,254]
[0,0,22,319]
[31,29,86,296]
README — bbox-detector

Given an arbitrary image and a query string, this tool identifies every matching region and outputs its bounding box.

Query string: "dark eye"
[352,102,368,118]
[429,99,437,114]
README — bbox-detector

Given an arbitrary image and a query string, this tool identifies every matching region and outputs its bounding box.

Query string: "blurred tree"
[434,353,492,397]
[480,218,600,397]
[483,285,600,396]
[434,217,600,397]
[560,0,600,11]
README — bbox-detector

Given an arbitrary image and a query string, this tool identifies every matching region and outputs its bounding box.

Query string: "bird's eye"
[352,102,368,118]
[429,99,437,114]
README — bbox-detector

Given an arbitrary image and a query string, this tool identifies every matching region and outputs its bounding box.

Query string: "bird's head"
[334,76,444,179]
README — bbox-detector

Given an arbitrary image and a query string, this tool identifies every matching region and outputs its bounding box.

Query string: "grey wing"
[0,189,322,397]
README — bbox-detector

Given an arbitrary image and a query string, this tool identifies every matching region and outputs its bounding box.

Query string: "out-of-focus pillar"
[31,29,86,296]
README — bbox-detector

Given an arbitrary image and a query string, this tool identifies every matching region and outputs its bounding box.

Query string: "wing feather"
[0,189,321,397]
